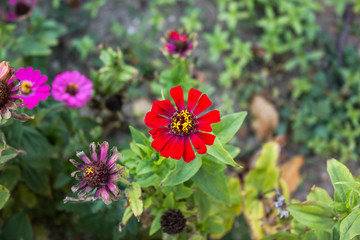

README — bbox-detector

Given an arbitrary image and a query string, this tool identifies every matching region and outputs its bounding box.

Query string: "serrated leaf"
[212,111,247,144]
[125,182,143,220]
[0,184,10,210]
[161,157,202,186]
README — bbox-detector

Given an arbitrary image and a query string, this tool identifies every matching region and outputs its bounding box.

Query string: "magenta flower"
[51,71,92,108]
[160,29,198,58]
[11,67,50,109]
[69,141,124,205]
[6,0,36,21]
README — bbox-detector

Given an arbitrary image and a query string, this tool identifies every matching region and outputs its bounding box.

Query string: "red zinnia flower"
[145,86,220,163]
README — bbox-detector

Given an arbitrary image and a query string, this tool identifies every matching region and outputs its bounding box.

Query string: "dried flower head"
[160,209,186,235]
[160,29,198,59]
[69,141,124,205]
[145,86,220,162]
[0,61,33,123]
[52,71,93,108]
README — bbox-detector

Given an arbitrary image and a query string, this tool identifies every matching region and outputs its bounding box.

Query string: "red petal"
[170,86,185,111]
[151,99,176,117]
[187,88,202,112]
[149,127,170,138]
[197,110,221,124]
[151,133,173,152]
[183,138,195,163]
[195,122,213,132]
[170,31,181,40]
[160,136,177,158]
[190,134,207,154]
[169,137,184,160]
[193,94,212,116]
[196,132,216,145]
[144,112,170,128]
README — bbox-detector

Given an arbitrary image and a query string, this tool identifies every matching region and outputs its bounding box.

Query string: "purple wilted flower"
[273,189,289,219]
[6,0,36,21]
[69,141,124,205]
[160,29,198,59]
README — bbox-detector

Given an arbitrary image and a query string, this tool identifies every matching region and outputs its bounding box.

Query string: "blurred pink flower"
[51,71,92,108]
[7,0,36,21]
[12,66,50,109]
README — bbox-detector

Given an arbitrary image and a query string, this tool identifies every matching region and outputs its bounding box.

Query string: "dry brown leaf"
[250,95,279,141]
[280,155,304,193]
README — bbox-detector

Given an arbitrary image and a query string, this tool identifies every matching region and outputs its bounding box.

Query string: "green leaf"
[244,142,280,192]
[149,210,163,236]
[288,202,336,230]
[21,166,51,196]
[205,215,226,235]
[262,231,298,240]
[137,173,160,188]
[125,182,143,220]
[193,166,230,204]
[161,157,202,186]
[130,126,151,146]
[207,138,239,167]
[163,192,175,209]
[162,184,193,200]
[340,208,360,240]
[119,206,133,232]
[2,212,33,240]
[0,184,10,210]
[212,111,247,144]
[0,165,21,191]
[327,159,354,203]
[307,186,333,204]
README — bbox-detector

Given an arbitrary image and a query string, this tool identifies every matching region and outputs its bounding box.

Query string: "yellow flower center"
[21,81,32,95]
[65,83,79,96]
[85,167,94,175]
[170,110,196,136]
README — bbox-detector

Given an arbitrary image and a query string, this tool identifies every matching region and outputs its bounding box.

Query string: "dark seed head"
[160,209,186,235]
[174,40,189,54]
[15,2,31,16]
[82,161,110,188]
[65,83,79,96]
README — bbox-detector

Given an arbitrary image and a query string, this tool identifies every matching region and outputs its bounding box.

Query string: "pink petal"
[101,187,111,205]
[98,142,109,163]
[76,151,92,164]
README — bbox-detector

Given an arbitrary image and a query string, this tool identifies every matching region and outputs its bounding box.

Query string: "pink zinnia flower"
[160,29,198,59]
[7,0,36,21]
[12,67,50,109]
[51,71,92,108]
[69,141,124,205]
